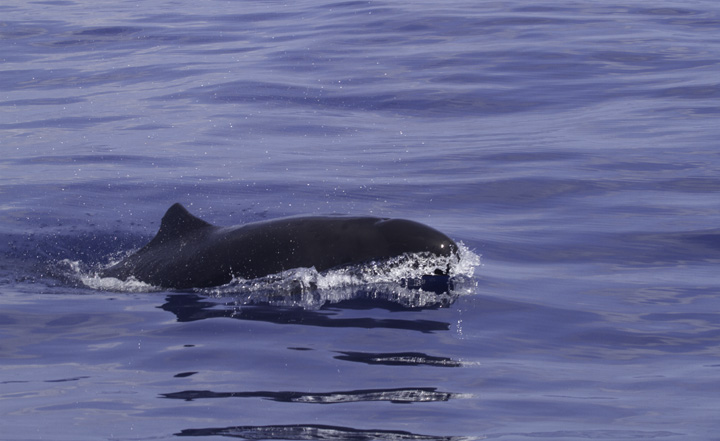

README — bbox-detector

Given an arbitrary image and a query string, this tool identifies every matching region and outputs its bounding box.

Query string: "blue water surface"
[3,0,720,440]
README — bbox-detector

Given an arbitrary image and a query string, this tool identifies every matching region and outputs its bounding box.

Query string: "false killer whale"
[100,203,458,289]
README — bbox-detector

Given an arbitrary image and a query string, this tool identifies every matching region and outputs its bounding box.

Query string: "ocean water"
[2,0,720,440]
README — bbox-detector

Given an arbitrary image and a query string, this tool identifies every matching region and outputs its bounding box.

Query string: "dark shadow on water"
[334,351,462,367]
[161,387,454,404]
[176,424,461,440]
[160,294,452,333]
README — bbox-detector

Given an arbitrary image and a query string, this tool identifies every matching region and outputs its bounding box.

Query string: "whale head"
[376,218,458,258]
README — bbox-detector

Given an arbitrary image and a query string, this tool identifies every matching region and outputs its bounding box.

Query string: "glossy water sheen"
[2,0,720,440]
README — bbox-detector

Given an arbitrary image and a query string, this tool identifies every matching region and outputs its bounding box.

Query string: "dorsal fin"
[152,203,212,243]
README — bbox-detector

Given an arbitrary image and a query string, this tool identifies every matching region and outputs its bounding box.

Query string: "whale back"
[101,203,458,289]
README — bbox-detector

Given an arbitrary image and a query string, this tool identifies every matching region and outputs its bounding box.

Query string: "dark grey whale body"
[100,203,458,289]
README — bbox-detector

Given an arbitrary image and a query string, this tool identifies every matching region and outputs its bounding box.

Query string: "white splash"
[67,242,480,309]
[57,258,160,293]
[206,242,480,309]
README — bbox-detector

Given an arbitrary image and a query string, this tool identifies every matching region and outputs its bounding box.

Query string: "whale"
[99,203,458,289]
